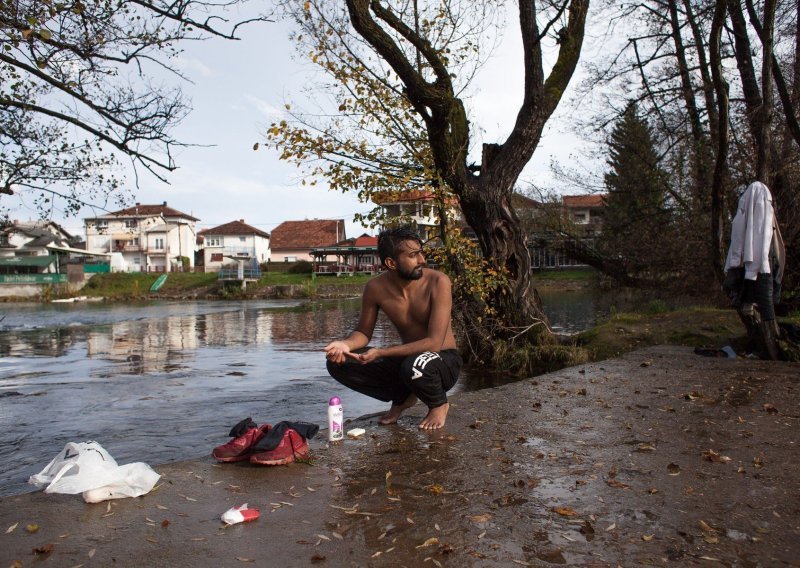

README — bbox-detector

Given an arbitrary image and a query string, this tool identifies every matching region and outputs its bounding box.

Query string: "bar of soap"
[347,428,366,439]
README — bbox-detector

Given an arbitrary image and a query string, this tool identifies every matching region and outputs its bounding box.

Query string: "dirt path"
[1,345,797,567]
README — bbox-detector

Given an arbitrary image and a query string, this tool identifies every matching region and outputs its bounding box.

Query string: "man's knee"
[400,351,441,385]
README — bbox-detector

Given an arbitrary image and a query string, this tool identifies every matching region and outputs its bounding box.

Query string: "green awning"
[0,255,57,267]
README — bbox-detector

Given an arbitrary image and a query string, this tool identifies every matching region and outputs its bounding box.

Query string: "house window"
[125,220,138,228]
[206,237,221,247]
[239,237,246,242]
[131,238,139,246]
[133,257,141,264]
[96,220,108,229]
[211,253,223,262]
[154,238,164,249]
[284,256,297,262]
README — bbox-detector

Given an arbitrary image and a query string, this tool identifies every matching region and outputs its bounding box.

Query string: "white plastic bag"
[29,441,160,503]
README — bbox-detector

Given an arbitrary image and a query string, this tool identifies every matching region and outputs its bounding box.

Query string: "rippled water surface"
[0,291,599,496]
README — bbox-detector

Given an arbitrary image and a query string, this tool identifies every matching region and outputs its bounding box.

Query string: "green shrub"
[644,299,669,314]
[288,260,313,274]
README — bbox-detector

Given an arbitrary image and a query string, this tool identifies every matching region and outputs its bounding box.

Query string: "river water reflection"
[0,290,598,496]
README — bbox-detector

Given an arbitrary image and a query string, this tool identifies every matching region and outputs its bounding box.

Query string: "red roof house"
[269,219,346,262]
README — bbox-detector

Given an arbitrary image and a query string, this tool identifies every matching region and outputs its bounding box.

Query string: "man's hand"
[352,348,381,364]
[324,340,356,364]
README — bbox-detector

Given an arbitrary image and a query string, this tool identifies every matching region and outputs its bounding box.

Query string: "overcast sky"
[47,6,600,240]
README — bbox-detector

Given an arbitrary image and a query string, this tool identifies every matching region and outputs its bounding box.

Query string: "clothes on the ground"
[252,421,319,452]
[327,349,462,409]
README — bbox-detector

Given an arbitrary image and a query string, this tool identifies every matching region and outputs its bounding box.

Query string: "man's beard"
[397,265,423,281]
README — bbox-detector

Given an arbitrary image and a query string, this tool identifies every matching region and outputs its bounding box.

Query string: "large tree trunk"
[346,0,589,353]
[709,0,730,275]
[667,0,719,281]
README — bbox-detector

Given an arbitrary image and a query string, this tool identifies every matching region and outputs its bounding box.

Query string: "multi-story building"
[197,219,271,273]
[371,189,458,242]
[84,202,198,272]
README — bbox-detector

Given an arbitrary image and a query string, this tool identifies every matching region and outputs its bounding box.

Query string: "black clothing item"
[252,421,319,453]
[741,273,775,321]
[327,349,462,409]
[228,417,258,438]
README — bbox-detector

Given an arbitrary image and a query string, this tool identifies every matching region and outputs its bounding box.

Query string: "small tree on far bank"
[599,103,675,280]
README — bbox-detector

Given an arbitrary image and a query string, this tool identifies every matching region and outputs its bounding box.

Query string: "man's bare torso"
[363,268,457,350]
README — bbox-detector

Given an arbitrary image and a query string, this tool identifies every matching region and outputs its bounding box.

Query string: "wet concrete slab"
[1,345,798,567]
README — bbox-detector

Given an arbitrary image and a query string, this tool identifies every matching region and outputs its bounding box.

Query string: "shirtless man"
[324,226,462,429]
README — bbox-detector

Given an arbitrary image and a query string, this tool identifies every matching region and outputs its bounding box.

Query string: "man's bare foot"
[378,394,418,425]
[419,403,449,430]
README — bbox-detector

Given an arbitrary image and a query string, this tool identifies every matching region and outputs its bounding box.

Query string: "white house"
[0,220,77,275]
[84,202,199,272]
[198,219,271,273]
[372,189,459,242]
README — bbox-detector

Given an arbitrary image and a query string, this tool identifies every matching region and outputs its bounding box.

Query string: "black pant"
[742,273,775,321]
[326,350,462,409]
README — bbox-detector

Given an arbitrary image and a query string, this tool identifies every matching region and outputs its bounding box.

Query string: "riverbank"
[0,269,597,302]
[2,345,797,567]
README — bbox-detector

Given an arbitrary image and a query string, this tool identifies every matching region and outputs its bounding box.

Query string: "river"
[0,289,599,496]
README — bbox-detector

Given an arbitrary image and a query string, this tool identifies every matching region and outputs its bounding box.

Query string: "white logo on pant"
[411,352,440,380]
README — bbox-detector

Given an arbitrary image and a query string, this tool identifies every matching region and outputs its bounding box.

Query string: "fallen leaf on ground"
[698,520,717,533]
[416,537,439,548]
[552,507,577,517]
[637,443,656,452]
[606,523,616,532]
[606,479,629,489]
[642,534,654,541]
[762,403,778,414]
[429,484,444,495]
[6,522,18,533]
[32,543,54,555]
[703,449,731,463]
[469,514,492,523]
[236,557,255,563]
[26,524,39,533]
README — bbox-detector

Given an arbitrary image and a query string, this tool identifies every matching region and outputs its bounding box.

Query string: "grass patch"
[534,269,595,282]
[577,307,744,362]
[257,273,374,286]
[83,272,218,298]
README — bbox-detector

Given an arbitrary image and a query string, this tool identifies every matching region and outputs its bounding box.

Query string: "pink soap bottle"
[328,396,344,442]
